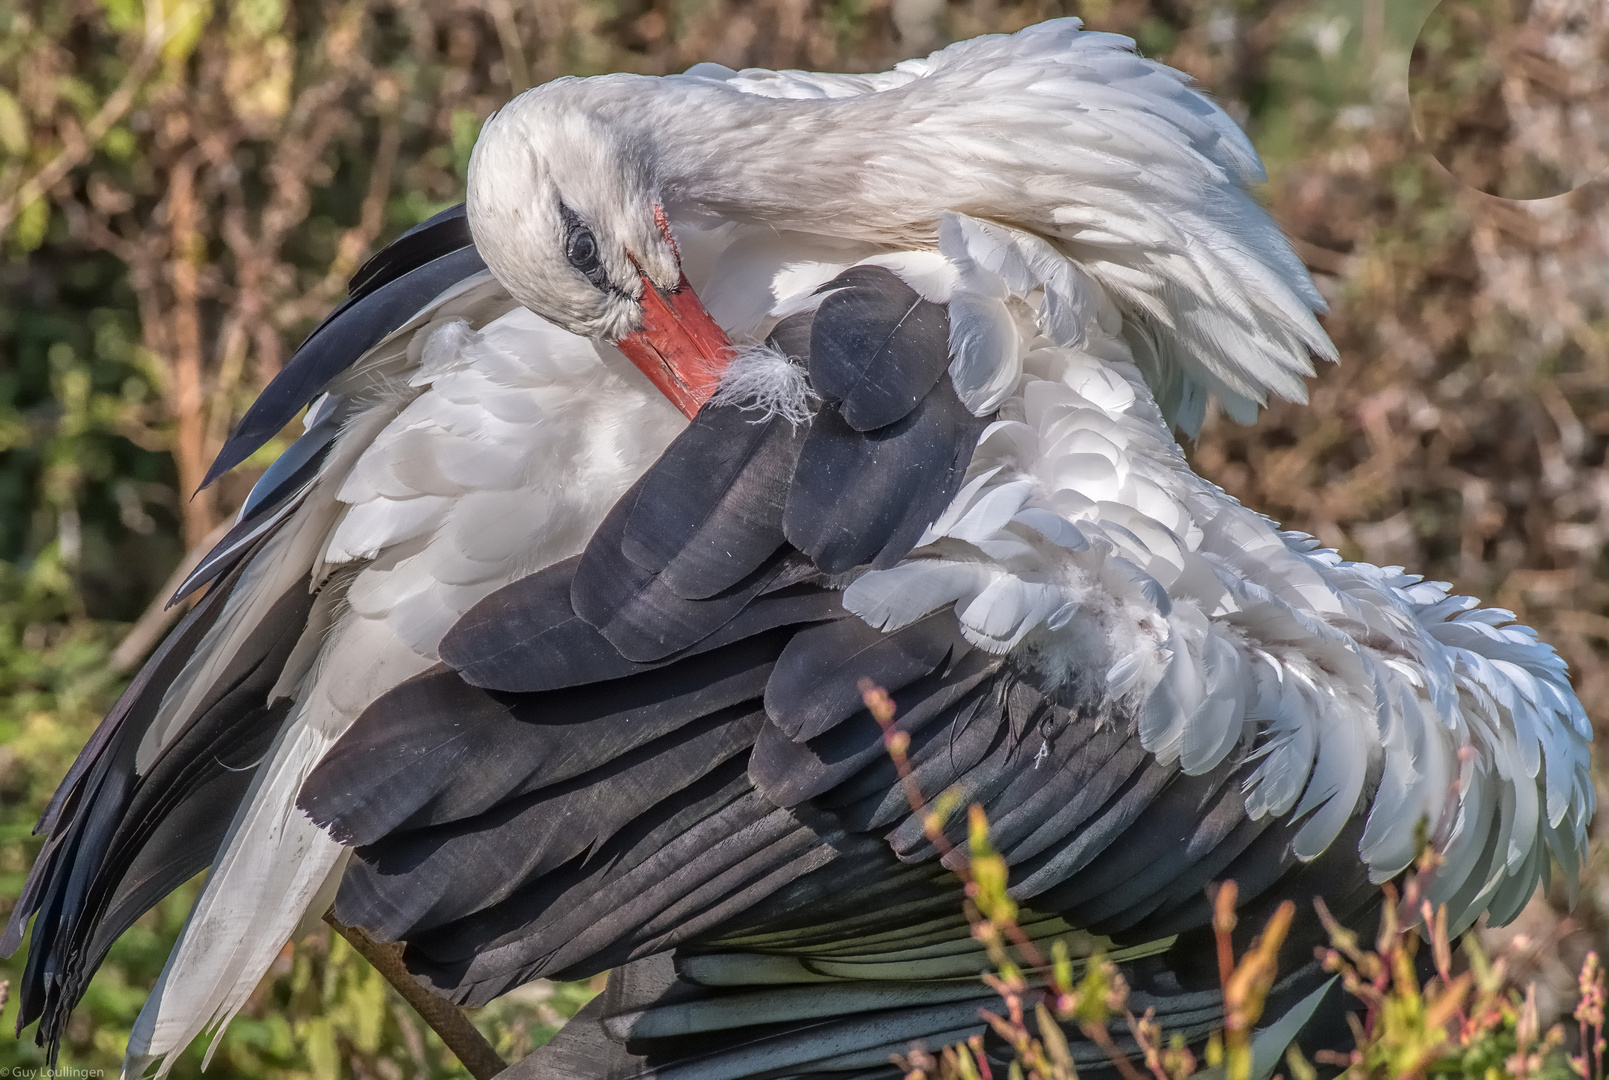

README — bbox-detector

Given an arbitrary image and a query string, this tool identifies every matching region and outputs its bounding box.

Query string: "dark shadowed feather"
[345,203,471,303]
[333,708,766,940]
[752,617,1003,810]
[762,612,966,742]
[808,266,951,432]
[440,556,655,691]
[396,785,814,999]
[783,386,985,574]
[171,400,344,604]
[569,442,809,665]
[203,244,485,488]
[441,557,843,694]
[618,407,802,600]
[302,628,787,847]
[4,558,305,1052]
[80,698,291,983]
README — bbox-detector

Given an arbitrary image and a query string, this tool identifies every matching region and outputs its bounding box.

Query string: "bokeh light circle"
[1409,0,1609,200]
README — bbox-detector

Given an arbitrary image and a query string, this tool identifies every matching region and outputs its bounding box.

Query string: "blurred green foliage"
[0,0,1603,1076]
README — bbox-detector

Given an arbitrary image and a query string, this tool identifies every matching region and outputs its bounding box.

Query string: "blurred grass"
[0,0,1604,1075]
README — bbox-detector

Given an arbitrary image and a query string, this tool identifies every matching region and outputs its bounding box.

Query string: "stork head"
[465,90,730,416]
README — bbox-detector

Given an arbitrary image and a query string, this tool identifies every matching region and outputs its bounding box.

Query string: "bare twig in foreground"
[324,912,508,1080]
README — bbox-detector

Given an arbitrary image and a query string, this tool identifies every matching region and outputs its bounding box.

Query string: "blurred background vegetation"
[0,0,1603,1076]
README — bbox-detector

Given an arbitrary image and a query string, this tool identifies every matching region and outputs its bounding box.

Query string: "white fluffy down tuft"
[709,344,818,425]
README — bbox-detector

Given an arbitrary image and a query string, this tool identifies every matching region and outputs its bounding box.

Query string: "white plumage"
[28,17,1584,1076]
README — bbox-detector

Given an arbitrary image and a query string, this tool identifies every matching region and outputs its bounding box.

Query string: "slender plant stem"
[323,912,508,1080]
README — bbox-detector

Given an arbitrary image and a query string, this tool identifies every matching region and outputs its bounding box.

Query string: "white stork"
[4,19,1592,1080]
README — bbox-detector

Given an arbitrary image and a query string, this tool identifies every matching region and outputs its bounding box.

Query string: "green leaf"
[11,197,49,253]
[0,87,26,157]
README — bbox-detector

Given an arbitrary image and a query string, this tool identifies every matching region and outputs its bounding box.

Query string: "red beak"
[614,270,733,418]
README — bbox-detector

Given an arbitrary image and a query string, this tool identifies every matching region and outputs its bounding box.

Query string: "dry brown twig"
[323,911,507,1080]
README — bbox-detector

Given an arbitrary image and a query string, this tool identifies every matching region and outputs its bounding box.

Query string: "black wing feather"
[4,560,306,1052]
[302,625,790,847]
[333,708,766,941]
[762,611,968,742]
[782,385,985,574]
[345,203,471,303]
[440,558,843,694]
[809,265,951,432]
[619,407,802,599]
[202,244,484,488]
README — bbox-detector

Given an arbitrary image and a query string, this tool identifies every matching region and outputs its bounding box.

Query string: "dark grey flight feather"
[170,396,347,605]
[441,556,660,692]
[202,241,484,489]
[618,406,803,599]
[345,203,471,303]
[437,808,866,1007]
[67,581,314,976]
[752,651,1004,808]
[583,546,798,664]
[302,626,789,847]
[3,556,305,1055]
[762,611,968,743]
[782,386,986,575]
[568,402,807,661]
[81,701,290,965]
[440,557,844,695]
[394,784,789,994]
[336,709,767,941]
[808,265,952,432]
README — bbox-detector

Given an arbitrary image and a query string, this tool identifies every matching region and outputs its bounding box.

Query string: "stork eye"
[558,204,608,289]
[567,230,599,273]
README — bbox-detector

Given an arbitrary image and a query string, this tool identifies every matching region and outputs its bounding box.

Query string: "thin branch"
[0,0,173,237]
[323,913,508,1080]
[165,149,216,545]
[486,0,531,93]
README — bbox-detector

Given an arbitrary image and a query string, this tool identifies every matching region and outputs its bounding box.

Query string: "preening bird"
[4,19,1594,1080]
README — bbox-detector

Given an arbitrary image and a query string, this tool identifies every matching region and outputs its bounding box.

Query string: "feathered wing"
[287,264,1375,1079]
[299,267,991,1000]
[840,213,1591,925]
[666,17,1337,434]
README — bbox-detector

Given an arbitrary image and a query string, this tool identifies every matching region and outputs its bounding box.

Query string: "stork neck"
[640,82,946,245]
